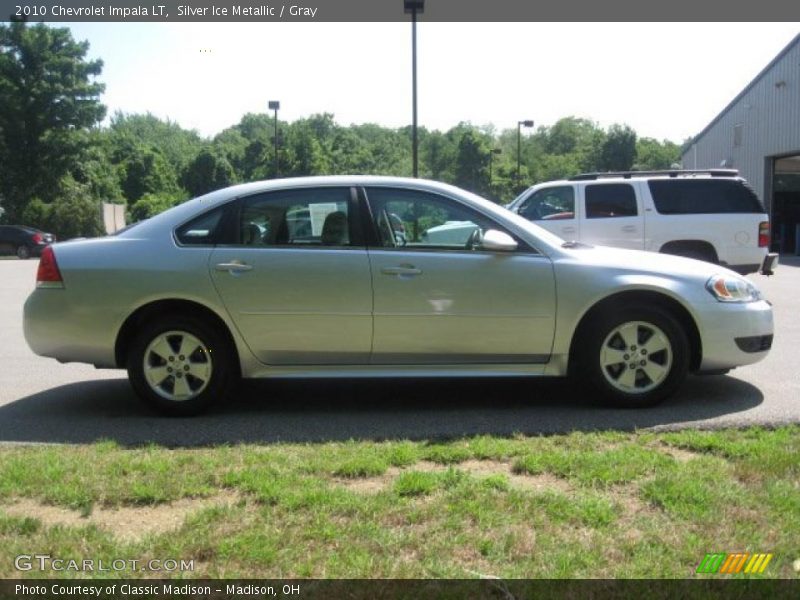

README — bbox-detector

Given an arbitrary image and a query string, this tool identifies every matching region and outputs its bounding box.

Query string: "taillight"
[36,246,63,288]
[32,233,43,244]
[758,222,770,248]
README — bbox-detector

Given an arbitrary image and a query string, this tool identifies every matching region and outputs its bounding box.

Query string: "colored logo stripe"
[696,553,773,574]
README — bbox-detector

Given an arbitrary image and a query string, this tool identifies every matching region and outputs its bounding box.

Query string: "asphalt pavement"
[0,256,798,446]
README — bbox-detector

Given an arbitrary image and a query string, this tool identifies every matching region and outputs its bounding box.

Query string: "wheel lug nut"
[640,360,646,366]
[167,367,173,373]
[184,365,190,371]
[176,372,183,378]
[169,356,174,362]
[179,355,185,361]
[623,354,630,360]
[631,345,637,351]
[629,363,636,370]
[641,349,647,356]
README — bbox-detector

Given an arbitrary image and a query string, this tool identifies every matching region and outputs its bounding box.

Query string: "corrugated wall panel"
[681,37,800,212]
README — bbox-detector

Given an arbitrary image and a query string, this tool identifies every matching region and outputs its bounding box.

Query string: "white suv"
[507,170,778,275]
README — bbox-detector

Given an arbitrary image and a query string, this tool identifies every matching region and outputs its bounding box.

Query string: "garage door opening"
[772,154,800,254]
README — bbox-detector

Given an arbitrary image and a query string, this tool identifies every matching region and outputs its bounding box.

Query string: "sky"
[63,22,800,143]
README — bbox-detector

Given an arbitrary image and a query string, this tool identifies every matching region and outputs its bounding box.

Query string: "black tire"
[574,304,690,408]
[127,314,237,416]
[16,245,31,259]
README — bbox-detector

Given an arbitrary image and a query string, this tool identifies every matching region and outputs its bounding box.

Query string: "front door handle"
[381,265,422,277]
[621,225,637,233]
[215,261,253,273]
[561,226,576,234]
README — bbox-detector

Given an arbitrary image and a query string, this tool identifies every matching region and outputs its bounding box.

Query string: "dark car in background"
[0,225,55,259]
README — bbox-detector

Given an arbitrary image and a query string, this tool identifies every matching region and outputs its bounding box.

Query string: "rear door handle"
[381,265,422,277]
[215,261,253,273]
[561,226,576,234]
[621,225,637,232]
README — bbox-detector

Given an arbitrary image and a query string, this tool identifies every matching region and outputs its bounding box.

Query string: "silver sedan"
[23,176,774,415]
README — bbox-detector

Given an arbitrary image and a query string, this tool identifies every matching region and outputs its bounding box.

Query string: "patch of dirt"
[334,466,401,493]
[653,444,704,463]
[334,459,575,494]
[2,491,242,542]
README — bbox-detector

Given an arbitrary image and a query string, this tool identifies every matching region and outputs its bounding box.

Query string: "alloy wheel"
[599,320,673,394]
[142,330,213,402]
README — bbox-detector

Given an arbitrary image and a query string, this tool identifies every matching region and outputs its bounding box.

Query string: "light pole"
[404,0,424,178]
[517,119,534,189]
[269,100,280,178]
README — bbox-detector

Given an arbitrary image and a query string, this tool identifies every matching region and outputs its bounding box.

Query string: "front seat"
[243,223,262,245]
[320,211,349,246]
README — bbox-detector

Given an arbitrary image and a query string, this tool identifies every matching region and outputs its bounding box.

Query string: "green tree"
[634,137,681,170]
[129,192,184,222]
[0,21,105,221]
[21,175,104,239]
[108,112,203,173]
[454,129,490,194]
[119,144,182,203]
[182,148,235,196]
[599,124,637,172]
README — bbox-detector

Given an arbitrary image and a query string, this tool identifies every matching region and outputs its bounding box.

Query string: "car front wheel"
[127,315,237,416]
[576,305,690,408]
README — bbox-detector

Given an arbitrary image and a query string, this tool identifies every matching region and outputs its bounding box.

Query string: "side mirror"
[481,229,518,252]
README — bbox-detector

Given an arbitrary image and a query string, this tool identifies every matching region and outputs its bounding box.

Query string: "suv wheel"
[16,245,31,259]
[127,315,237,416]
[576,305,689,408]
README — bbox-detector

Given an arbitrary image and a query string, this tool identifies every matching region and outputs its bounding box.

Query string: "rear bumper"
[697,300,773,371]
[23,288,117,367]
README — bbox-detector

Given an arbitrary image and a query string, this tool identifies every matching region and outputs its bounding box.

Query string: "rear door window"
[237,187,355,247]
[585,184,637,218]
[648,179,765,214]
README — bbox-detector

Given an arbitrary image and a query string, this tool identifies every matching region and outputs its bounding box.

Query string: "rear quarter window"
[649,179,765,214]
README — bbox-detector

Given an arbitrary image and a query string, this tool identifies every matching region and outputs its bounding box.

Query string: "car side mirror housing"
[481,229,518,252]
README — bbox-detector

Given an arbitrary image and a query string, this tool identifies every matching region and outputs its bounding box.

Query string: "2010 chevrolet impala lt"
[23,176,774,415]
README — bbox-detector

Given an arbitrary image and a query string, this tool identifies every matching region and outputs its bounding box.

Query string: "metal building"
[682,33,800,253]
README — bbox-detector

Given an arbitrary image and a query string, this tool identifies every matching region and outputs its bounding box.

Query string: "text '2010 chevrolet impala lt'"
[23,177,775,415]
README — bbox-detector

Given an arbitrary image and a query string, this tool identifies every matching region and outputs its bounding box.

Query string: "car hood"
[559,244,741,280]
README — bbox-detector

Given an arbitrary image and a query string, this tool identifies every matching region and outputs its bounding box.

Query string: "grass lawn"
[0,426,797,579]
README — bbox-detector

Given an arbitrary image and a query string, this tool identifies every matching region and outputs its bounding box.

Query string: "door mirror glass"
[481,229,518,252]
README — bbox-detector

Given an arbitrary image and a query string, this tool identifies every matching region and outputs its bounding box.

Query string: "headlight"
[706,274,763,303]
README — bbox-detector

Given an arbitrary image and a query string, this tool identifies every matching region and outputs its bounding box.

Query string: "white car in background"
[507,169,778,275]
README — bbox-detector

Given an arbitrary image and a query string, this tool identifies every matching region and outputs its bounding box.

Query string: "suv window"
[519,186,575,221]
[365,187,498,251]
[238,188,353,247]
[648,179,765,214]
[585,184,637,218]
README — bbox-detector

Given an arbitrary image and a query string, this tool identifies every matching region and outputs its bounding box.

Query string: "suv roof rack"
[569,169,739,181]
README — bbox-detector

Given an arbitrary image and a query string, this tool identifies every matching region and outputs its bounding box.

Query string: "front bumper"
[697,299,773,371]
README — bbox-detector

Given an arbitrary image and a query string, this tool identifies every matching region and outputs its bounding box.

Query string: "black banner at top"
[1,0,799,22]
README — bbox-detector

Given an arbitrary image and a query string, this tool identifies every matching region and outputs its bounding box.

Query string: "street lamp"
[404,0,424,178]
[517,119,534,188]
[268,100,280,177]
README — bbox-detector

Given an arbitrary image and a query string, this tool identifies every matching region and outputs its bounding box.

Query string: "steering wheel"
[465,227,483,250]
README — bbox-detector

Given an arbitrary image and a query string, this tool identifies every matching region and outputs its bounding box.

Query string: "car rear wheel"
[576,305,689,408]
[127,315,237,416]
[16,245,31,259]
